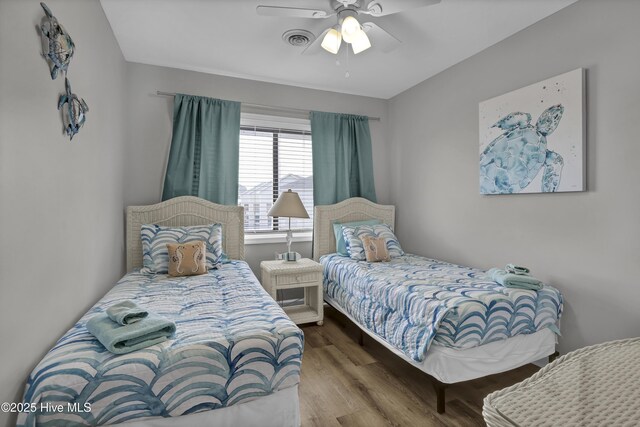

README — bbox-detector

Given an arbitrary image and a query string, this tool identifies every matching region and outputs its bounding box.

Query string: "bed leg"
[358,329,364,346]
[549,351,560,363]
[431,378,446,414]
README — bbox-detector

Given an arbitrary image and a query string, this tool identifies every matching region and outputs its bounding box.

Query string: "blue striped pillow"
[342,224,404,261]
[140,224,223,274]
[332,219,382,256]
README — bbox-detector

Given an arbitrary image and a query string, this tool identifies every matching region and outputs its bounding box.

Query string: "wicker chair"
[483,338,640,427]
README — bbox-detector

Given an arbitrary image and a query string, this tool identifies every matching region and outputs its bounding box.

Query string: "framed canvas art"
[479,68,585,195]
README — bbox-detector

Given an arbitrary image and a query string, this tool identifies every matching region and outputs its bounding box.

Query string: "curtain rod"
[155,91,381,122]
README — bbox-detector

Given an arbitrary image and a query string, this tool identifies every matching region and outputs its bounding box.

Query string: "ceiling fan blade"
[362,0,441,17]
[302,28,330,55]
[256,5,331,19]
[362,22,401,52]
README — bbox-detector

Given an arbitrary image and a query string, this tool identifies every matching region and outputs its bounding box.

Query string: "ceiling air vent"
[282,29,315,48]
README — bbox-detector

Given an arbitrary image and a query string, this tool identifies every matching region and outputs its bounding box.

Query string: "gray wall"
[3,3,637,425]
[0,1,127,425]
[124,63,389,276]
[387,0,640,354]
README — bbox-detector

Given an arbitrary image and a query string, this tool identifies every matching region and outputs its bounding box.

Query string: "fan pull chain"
[345,46,350,78]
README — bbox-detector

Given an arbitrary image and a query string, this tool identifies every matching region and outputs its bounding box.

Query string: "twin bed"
[19,196,562,425]
[314,197,563,413]
[18,197,303,427]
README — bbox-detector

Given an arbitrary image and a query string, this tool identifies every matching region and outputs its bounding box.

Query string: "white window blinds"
[238,114,313,233]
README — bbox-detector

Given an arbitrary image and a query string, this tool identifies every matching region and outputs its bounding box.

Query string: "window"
[238,114,313,233]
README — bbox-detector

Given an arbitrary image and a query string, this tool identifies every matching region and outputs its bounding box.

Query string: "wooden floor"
[298,306,540,427]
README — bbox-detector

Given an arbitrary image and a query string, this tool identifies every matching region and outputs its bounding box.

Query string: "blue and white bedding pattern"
[321,254,562,362]
[18,261,303,426]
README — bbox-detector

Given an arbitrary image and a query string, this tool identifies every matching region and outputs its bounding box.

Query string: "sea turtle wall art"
[58,78,89,140]
[39,2,75,79]
[479,68,585,195]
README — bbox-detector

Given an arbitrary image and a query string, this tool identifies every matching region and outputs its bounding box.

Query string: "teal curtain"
[162,94,241,205]
[310,111,377,205]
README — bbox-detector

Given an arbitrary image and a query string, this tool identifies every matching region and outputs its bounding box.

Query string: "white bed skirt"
[122,386,300,427]
[325,295,556,384]
[423,328,555,383]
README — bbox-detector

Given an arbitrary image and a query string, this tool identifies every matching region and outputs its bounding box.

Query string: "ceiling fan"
[257,0,441,55]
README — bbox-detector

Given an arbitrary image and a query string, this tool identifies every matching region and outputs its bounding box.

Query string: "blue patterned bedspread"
[322,254,562,362]
[18,261,303,426]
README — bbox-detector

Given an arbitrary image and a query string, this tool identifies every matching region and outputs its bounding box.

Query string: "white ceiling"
[101,0,578,99]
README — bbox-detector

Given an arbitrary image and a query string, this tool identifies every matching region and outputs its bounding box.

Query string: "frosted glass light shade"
[321,28,342,54]
[268,189,310,219]
[351,29,371,54]
[341,16,360,44]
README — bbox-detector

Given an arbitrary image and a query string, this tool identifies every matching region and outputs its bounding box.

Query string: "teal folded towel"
[505,264,531,275]
[487,268,543,291]
[86,313,176,354]
[106,300,148,325]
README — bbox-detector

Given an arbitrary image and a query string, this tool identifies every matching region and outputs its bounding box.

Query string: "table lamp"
[268,189,309,261]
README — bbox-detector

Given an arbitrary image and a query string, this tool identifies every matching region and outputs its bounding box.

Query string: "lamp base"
[275,251,301,262]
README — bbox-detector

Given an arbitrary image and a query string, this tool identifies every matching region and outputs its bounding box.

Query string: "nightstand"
[260,258,324,326]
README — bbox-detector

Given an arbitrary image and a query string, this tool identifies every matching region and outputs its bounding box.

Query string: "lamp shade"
[268,189,309,218]
[341,15,360,44]
[351,29,371,54]
[321,27,342,54]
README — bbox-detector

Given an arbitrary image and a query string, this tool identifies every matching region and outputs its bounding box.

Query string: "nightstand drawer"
[276,271,321,286]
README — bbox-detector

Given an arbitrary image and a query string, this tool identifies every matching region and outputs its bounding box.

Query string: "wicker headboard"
[313,197,395,261]
[126,196,245,271]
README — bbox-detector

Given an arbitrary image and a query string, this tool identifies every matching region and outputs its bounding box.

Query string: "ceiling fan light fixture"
[351,29,371,54]
[321,27,342,54]
[340,15,360,44]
